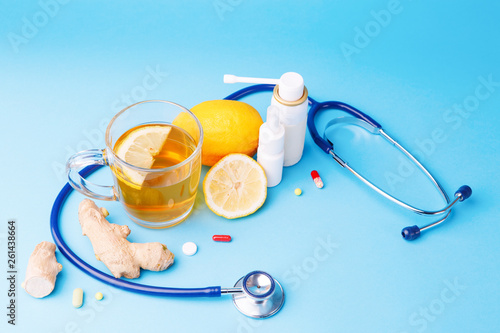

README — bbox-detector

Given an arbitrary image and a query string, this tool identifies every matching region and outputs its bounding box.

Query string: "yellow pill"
[100,207,109,217]
[95,292,103,301]
[294,188,302,196]
[72,288,83,308]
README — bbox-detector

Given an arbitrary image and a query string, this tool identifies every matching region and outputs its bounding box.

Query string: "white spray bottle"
[257,105,285,187]
[224,72,308,167]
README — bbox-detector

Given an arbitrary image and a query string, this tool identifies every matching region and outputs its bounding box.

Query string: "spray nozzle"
[223,74,279,85]
[266,105,281,134]
[223,72,304,102]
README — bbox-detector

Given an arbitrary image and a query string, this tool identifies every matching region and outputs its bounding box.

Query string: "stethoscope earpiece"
[456,185,472,201]
[401,225,421,241]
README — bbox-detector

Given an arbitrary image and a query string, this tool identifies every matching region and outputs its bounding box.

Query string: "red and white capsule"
[212,235,232,242]
[311,170,324,189]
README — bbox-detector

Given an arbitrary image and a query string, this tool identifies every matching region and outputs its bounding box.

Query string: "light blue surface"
[1,0,499,332]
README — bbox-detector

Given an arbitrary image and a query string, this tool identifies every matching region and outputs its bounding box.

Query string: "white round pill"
[182,242,197,256]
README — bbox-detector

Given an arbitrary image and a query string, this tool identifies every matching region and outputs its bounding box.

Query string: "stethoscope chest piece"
[232,271,285,318]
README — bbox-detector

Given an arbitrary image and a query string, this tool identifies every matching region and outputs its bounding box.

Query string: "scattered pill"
[100,207,109,217]
[95,292,103,301]
[294,188,302,196]
[182,242,198,256]
[72,288,83,308]
[212,235,232,242]
[311,170,324,189]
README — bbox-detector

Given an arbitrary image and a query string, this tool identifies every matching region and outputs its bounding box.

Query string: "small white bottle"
[257,105,285,187]
[270,72,308,167]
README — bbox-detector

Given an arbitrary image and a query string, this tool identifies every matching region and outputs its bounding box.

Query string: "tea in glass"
[111,123,201,225]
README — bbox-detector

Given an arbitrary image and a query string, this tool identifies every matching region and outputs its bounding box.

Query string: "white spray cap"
[223,72,304,102]
[278,72,304,101]
[259,105,284,155]
[266,105,281,134]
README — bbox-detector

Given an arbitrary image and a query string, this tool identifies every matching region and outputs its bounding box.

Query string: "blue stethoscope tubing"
[49,86,280,299]
[49,87,277,298]
[50,164,222,297]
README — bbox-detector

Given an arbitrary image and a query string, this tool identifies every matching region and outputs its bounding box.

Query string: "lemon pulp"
[203,153,267,219]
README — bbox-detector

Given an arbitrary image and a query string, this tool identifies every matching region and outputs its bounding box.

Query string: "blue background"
[1,0,499,332]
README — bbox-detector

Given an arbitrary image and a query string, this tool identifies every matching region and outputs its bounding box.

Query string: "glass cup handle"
[66,149,117,201]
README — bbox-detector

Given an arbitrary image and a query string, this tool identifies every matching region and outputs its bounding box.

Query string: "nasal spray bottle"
[224,72,308,167]
[256,105,285,187]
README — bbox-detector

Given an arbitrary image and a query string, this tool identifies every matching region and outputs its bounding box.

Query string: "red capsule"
[212,235,232,242]
[311,170,324,189]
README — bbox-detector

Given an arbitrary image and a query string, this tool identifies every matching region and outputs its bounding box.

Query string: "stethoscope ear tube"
[401,225,421,241]
[223,84,275,101]
[402,185,472,241]
[307,100,333,154]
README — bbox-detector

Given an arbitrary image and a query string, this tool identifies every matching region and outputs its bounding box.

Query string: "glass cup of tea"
[66,100,203,229]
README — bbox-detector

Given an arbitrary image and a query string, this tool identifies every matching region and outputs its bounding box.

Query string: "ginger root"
[78,199,174,279]
[22,241,62,298]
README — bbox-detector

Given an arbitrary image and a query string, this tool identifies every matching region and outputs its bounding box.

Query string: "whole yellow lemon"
[174,100,263,166]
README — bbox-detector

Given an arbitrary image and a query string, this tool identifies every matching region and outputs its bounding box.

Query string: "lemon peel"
[173,100,263,166]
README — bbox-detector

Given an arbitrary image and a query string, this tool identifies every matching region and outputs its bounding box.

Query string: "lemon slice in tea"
[203,153,267,219]
[114,124,171,184]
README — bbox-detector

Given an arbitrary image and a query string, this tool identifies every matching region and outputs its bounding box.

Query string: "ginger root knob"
[22,241,62,298]
[78,199,174,279]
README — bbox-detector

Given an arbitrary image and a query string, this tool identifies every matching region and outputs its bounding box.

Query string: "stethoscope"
[50,84,471,321]
[224,84,472,240]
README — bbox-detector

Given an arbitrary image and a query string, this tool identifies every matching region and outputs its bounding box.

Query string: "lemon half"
[203,153,267,219]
